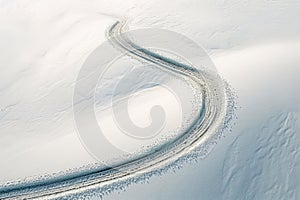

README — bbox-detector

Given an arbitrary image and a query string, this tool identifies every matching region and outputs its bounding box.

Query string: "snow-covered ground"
[106,40,300,200]
[0,0,299,199]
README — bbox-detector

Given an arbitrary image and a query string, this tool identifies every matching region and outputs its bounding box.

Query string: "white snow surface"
[0,0,300,199]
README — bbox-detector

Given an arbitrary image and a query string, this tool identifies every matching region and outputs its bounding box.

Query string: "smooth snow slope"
[1,0,300,199]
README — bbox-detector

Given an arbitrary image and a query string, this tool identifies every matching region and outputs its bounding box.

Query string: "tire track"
[0,20,229,199]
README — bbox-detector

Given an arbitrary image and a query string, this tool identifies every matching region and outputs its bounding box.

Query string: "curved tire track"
[0,20,228,199]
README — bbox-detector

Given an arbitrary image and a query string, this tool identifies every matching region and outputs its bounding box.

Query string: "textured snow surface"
[1,0,300,199]
[106,41,300,200]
